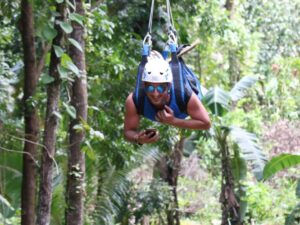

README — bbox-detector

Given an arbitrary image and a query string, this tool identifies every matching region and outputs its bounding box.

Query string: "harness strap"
[134,45,149,115]
[170,43,187,113]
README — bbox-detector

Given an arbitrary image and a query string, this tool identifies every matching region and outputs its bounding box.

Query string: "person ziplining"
[124,0,211,145]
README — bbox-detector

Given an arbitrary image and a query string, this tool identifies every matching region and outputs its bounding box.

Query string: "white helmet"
[142,58,173,83]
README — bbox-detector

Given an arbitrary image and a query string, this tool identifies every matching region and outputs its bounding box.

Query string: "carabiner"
[168,31,177,45]
[143,33,152,46]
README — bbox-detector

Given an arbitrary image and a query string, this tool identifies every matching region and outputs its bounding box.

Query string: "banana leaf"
[263,154,300,180]
[203,87,230,117]
[230,126,267,180]
[230,76,258,101]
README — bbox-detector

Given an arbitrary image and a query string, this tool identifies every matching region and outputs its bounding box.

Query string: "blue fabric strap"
[170,50,187,113]
[133,54,148,115]
[142,44,150,56]
[169,43,177,53]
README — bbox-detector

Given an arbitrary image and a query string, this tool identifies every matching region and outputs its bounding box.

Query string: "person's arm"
[155,92,211,130]
[124,93,159,144]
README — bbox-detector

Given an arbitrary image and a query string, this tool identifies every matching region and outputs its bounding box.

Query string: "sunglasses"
[145,84,168,94]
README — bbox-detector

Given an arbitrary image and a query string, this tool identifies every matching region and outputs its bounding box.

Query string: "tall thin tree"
[36,2,66,225]
[19,0,39,224]
[65,0,87,224]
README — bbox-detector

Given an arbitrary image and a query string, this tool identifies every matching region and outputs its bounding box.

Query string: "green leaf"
[63,102,76,119]
[73,124,84,131]
[59,21,73,34]
[66,61,80,76]
[296,179,300,198]
[56,0,64,3]
[53,45,64,57]
[68,38,83,52]
[0,194,14,210]
[41,73,55,84]
[231,153,247,181]
[61,53,72,66]
[230,126,267,181]
[203,87,230,117]
[263,154,300,180]
[67,0,75,9]
[230,76,258,101]
[43,25,57,41]
[83,141,96,161]
[57,65,68,79]
[53,111,62,120]
[69,13,84,26]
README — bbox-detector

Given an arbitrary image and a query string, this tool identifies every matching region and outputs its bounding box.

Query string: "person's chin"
[150,99,162,106]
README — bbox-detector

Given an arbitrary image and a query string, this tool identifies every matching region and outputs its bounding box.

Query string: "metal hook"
[168,31,177,45]
[143,32,152,46]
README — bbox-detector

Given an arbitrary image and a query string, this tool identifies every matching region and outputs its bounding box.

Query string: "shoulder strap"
[169,43,187,113]
[133,45,149,115]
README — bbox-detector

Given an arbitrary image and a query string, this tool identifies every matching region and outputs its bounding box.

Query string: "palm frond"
[263,154,300,180]
[230,76,258,101]
[230,126,267,180]
[203,87,230,117]
[94,147,162,224]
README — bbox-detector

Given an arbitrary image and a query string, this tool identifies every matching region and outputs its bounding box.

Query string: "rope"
[166,0,177,45]
[144,0,177,45]
[166,0,174,31]
[148,0,155,34]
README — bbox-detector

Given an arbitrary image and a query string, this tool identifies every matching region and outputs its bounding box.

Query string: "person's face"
[144,82,169,107]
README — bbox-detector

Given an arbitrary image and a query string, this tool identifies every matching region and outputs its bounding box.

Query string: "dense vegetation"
[0,0,299,224]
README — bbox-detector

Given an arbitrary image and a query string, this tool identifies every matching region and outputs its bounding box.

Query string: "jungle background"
[0,0,300,224]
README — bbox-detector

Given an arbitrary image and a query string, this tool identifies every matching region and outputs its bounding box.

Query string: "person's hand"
[155,105,175,125]
[135,129,159,144]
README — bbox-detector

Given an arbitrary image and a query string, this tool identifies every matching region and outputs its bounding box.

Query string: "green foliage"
[132,179,173,223]
[177,174,221,224]
[285,179,300,225]
[0,0,300,224]
[263,154,300,180]
[86,147,162,224]
[203,87,230,117]
[230,126,267,180]
[230,76,258,102]
[244,179,298,223]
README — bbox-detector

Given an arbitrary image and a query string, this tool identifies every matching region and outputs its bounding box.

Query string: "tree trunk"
[218,131,239,225]
[19,0,39,224]
[65,0,87,224]
[225,0,241,87]
[36,3,66,225]
[156,138,185,225]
